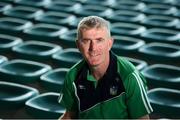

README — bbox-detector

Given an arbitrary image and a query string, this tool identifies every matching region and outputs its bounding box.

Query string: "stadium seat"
[107,10,146,24]
[68,17,82,29]
[0,55,7,64]
[0,59,51,84]
[59,29,76,48]
[0,34,22,54]
[111,22,146,38]
[1,0,14,4]
[15,0,51,8]
[44,1,82,14]
[141,15,179,29]
[124,57,148,71]
[0,17,33,37]
[142,64,180,89]
[141,0,174,4]
[172,0,180,9]
[0,81,39,109]
[141,4,177,16]
[140,28,180,44]
[23,23,68,44]
[138,42,180,64]
[74,5,113,18]
[112,35,145,56]
[12,40,62,62]
[52,48,83,68]
[0,2,12,16]
[35,11,76,27]
[109,1,146,11]
[40,68,69,92]
[82,0,115,7]
[148,88,180,118]
[3,6,44,20]
[25,92,65,119]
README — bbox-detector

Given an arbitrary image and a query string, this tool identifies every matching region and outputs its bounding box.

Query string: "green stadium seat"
[107,10,146,24]
[0,81,39,109]
[148,88,180,118]
[125,57,148,71]
[12,40,62,62]
[141,15,179,29]
[0,34,22,54]
[141,0,174,4]
[83,0,115,7]
[25,92,65,119]
[68,17,82,29]
[0,2,12,15]
[141,4,177,16]
[142,64,180,89]
[112,35,145,56]
[0,55,7,64]
[74,5,113,18]
[0,17,33,37]
[1,0,14,4]
[138,42,180,64]
[140,28,180,44]
[15,0,51,8]
[0,59,51,84]
[40,68,68,92]
[59,29,76,48]
[44,1,82,13]
[52,48,83,68]
[23,23,68,43]
[111,22,146,38]
[109,1,146,11]
[176,21,180,30]
[3,6,44,20]
[35,11,76,27]
[172,0,180,9]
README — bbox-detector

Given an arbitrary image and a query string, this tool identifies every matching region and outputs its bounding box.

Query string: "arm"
[59,111,77,120]
[125,70,153,118]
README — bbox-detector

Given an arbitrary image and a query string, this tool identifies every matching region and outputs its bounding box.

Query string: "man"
[58,16,153,119]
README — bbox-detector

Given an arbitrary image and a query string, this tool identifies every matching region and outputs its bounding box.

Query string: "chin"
[88,61,101,67]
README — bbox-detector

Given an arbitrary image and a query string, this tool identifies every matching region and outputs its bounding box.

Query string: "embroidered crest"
[110,86,118,96]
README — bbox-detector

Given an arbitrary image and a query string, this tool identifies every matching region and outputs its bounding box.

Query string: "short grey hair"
[77,16,111,40]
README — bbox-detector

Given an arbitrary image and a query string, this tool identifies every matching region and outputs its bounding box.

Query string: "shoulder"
[116,55,136,80]
[66,59,85,82]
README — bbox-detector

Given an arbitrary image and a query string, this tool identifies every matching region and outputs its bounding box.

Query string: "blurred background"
[0,0,179,119]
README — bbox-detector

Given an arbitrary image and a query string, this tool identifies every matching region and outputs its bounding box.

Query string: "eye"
[97,38,105,43]
[81,39,90,44]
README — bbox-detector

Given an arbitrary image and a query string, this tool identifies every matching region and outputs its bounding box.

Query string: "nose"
[89,41,97,51]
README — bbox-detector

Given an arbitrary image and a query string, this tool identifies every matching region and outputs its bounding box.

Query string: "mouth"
[89,54,100,57]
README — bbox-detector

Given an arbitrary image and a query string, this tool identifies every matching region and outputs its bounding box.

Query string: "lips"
[89,54,100,57]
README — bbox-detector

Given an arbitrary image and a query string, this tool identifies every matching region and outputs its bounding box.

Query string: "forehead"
[81,27,108,37]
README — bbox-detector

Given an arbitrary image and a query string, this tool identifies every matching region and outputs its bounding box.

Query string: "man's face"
[77,27,113,67]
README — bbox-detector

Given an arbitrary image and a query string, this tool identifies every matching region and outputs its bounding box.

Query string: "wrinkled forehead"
[80,26,108,33]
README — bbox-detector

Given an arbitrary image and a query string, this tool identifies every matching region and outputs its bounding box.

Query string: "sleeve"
[125,70,153,118]
[58,72,77,112]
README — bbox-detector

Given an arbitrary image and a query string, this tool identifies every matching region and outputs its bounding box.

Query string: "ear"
[108,37,114,50]
[76,39,80,50]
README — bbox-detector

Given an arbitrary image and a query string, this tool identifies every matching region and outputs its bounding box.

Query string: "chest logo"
[110,86,118,96]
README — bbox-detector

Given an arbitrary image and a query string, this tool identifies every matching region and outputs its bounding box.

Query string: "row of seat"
[0,17,179,46]
[1,33,179,66]
[0,54,179,91]
[0,81,65,119]
[0,4,180,27]
[1,0,180,14]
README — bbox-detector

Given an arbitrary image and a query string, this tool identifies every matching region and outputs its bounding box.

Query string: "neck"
[89,54,110,80]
